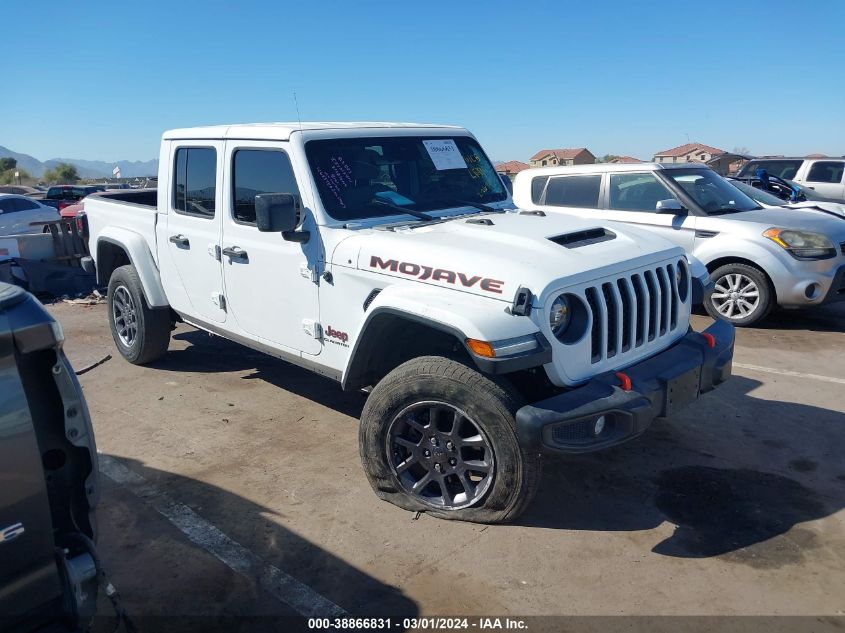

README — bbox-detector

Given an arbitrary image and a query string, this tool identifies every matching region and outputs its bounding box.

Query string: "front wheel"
[359,356,541,523]
[705,263,774,326]
[107,265,171,364]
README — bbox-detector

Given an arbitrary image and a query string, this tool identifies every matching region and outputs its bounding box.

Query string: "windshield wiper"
[431,198,500,213]
[708,206,754,215]
[370,199,434,222]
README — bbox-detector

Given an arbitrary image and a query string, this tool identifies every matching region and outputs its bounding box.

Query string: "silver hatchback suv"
[513,162,845,326]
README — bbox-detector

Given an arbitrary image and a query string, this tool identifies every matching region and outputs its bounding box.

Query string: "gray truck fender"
[96,228,169,307]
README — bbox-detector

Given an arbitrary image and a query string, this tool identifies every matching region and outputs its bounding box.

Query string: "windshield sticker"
[423,139,468,171]
[373,190,415,206]
[315,156,353,208]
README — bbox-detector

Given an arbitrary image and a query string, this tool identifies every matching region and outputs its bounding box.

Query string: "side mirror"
[655,199,687,214]
[255,193,307,241]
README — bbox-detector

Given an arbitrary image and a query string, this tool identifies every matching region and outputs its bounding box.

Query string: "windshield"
[305,135,507,222]
[664,168,760,214]
[738,159,803,180]
[727,179,785,207]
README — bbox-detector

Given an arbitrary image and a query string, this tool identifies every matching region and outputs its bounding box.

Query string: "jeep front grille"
[586,262,684,364]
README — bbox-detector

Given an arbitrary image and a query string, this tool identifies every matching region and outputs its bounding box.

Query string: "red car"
[60,200,85,219]
[42,185,104,212]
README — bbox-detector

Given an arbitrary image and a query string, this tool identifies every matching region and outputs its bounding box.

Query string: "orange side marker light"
[466,338,496,358]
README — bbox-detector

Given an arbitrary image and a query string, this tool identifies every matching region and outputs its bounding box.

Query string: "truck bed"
[84,189,160,269]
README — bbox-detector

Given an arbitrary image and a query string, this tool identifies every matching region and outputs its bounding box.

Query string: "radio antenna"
[294,90,304,134]
[293,90,323,238]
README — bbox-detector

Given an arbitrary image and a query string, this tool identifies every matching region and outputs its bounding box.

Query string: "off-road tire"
[107,265,171,364]
[705,263,774,326]
[359,356,541,523]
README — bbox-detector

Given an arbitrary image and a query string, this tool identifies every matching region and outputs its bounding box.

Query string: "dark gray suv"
[0,282,100,631]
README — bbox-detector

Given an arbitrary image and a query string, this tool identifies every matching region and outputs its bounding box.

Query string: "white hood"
[331,211,685,304]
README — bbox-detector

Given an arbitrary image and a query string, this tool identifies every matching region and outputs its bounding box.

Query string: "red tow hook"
[615,371,632,391]
[700,332,717,349]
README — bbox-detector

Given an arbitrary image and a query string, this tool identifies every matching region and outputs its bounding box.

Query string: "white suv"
[513,162,845,326]
[736,157,845,200]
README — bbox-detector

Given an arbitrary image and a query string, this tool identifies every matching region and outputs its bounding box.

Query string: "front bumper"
[516,319,734,454]
[820,265,845,305]
[773,257,845,307]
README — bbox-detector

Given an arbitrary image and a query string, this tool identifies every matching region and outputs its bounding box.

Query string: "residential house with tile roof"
[608,155,644,164]
[495,160,530,180]
[653,142,724,164]
[529,148,595,168]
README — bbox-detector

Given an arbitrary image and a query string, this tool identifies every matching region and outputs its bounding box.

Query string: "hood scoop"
[549,227,616,249]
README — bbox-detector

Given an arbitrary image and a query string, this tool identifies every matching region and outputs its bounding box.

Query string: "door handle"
[169,234,190,247]
[222,246,248,261]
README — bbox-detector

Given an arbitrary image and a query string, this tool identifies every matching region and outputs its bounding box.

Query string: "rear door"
[802,161,845,199]
[0,197,52,234]
[0,198,20,233]
[161,143,227,324]
[531,172,605,221]
[14,197,57,232]
[220,141,321,354]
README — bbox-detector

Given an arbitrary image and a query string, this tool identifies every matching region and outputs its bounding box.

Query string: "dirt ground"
[48,300,845,626]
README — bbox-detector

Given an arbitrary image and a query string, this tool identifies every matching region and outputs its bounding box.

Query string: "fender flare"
[341,284,548,390]
[96,228,169,307]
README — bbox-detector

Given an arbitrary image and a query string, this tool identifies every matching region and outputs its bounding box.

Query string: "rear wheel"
[359,356,541,523]
[705,263,774,326]
[107,265,171,364]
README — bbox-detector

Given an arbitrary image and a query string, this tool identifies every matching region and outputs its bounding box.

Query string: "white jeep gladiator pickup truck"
[82,122,734,523]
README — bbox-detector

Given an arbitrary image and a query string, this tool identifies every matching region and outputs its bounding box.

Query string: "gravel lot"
[49,301,845,624]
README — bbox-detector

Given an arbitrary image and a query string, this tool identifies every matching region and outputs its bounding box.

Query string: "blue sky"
[3,0,843,163]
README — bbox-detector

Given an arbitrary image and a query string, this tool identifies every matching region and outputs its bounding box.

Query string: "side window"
[231,149,300,225]
[608,173,677,212]
[806,161,845,184]
[531,176,549,204]
[12,198,39,211]
[0,199,16,213]
[173,147,217,218]
[542,175,601,208]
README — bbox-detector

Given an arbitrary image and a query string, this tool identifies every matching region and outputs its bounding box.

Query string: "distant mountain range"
[0,145,158,179]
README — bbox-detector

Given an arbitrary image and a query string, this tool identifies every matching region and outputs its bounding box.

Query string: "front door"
[162,143,226,324]
[602,171,697,252]
[220,141,321,355]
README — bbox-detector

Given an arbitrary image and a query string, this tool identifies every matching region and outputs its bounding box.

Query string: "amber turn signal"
[466,338,496,358]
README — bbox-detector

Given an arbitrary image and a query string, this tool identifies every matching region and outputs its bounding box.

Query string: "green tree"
[44,162,80,184]
[598,154,620,163]
[0,157,17,172]
[0,167,30,185]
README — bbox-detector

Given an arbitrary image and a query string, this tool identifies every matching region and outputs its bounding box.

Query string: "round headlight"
[549,294,572,337]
